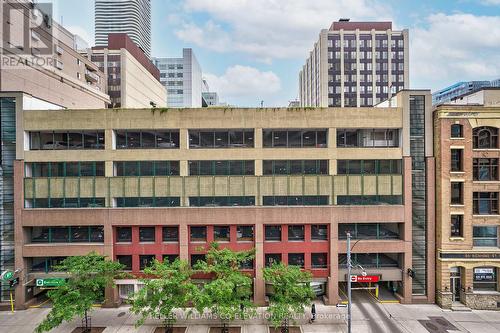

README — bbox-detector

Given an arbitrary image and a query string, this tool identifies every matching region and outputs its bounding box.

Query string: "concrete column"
[371,29,376,104]
[14,160,26,309]
[179,223,188,261]
[402,156,413,303]
[426,157,436,303]
[387,30,392,100]
[340,30,345,107]
[254,221,265,305]
[327,216,339,305]
[355,29,361,107]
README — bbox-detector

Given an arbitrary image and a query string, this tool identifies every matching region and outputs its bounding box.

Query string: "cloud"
[204,65,281,106]
[411,13,500,91]
[481,0,500,5]
[175,0,391,62]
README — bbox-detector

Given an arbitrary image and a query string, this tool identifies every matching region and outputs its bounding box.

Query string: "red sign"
[350,275,379,283]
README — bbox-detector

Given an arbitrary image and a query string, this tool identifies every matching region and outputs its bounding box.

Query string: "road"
[351,289,404,332]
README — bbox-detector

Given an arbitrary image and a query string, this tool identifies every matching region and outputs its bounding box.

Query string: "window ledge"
[473,181,500,184]
[450,137,464,140]
[471,290,500,295]
[472,215,500,218]
[471,246,500,250]
[450,204,465,208]
[473,149,500,151]
[162,241,179,244]
[450,171,465,174]
[449,237,465,241]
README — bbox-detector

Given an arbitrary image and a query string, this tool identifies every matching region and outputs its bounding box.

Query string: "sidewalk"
[1,302,500,332]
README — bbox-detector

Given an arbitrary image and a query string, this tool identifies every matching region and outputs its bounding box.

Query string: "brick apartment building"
[435,88,500,310]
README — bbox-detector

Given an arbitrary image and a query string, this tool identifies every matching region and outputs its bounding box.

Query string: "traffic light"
[9,277,19,288]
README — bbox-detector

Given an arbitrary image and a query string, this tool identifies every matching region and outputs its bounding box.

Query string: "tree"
[130,258,198,333]
[263,263,315,333]
[194,243,256,333]
[35,252,124,333]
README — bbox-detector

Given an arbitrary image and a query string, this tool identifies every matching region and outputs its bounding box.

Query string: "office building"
[153,49,203,108]
[12,90,434,308]
[95,0,151,58]
[299,19,409,108]
[0,1,110,306]
[432,79,500,105]
[202,92,220,107]
[83,33,166,108]
[435,88,500,310]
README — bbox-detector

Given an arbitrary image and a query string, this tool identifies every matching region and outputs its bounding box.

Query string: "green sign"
[1,271,14,281]
[36,278,66,287]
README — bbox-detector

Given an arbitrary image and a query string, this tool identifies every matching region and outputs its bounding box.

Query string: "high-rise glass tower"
[95,0,151,58]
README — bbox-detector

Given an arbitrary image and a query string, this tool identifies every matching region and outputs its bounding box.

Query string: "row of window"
[26,159,405,177]
[116,130,179,149]
[450,185,499,215]
[451,152,499,181]
[450,219,499,247]
[337,160,402,175]
[336,129,399,148]
[30,131,105,150]
[451,125,499,149]
[31,226,104,243]
[28,128,403,150]
[31,252,399,273]
[27,195,404,208]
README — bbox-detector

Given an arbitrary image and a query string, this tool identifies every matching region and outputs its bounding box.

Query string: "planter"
[154,327,187,333]
[268,327,301,333]
[208,327,242,333]
[71,328,106,333]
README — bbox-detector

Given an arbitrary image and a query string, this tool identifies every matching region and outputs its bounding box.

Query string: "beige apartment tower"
[299,19,409,108]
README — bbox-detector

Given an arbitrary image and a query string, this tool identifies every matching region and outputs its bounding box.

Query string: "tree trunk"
[221,321,229,333]
[281,318,289,333]
[164,317,173,333]
[83,309,90,333]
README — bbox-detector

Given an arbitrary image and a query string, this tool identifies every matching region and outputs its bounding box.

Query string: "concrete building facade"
[435,89,500,310]
[95,0,151,58]
[153,49,203,108]
[12,90,435,308]
[84,34,166,108]
[299,20,409,108]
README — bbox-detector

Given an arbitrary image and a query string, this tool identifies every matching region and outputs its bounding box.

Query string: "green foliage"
[194,243,256,322]
[35,252,124,333]
[263,262,315,329]
[130,258,198,328]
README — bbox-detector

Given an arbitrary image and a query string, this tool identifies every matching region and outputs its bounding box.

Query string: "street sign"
[336,303,347,308]
[350,275,379,283]
[1,271,14,281]
[36,278,66,287]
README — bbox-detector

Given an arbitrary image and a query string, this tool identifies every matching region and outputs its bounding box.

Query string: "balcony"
[85,70,99,83]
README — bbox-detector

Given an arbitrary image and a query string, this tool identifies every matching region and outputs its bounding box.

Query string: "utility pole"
[347,232,352,333]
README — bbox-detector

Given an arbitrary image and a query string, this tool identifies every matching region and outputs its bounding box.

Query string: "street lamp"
[346,232,366,333]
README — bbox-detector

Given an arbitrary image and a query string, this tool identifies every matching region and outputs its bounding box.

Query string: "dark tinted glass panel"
[265,254,281,267]
[116,227,132,242]
[139,227,155,242]
[139,255,155,270]
[117,255,132,270]
[288,253,305,268]
[162,227,179,242]
[190,226,207,241]
[214,226,230,241]
[312,253,328,268]
[265,226,281,241]
[237,226,254,241]
[311,225,328,240]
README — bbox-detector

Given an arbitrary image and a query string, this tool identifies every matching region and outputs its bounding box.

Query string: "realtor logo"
[2,1,53,56]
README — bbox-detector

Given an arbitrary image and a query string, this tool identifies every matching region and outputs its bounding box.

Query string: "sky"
[48,0,500,107]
